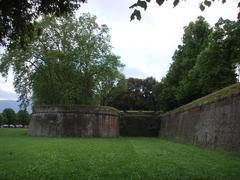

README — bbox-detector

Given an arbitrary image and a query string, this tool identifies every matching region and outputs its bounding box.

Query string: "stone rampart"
[28,84,240,153]
[29,105,119,137]
[161,93,240,152]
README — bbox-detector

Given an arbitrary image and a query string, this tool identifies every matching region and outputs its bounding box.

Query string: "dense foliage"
[0,108,30,125]
[107,77,158,111]
[0,0,86,46]
[1,108,16,125]
[155,17,240,112]
[16,110,31,126]
[0,14,124,107]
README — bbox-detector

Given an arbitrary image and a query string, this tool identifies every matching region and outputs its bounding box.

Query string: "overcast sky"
[0,0,239,100]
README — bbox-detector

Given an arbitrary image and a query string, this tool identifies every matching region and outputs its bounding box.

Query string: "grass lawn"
[1,129,240,180]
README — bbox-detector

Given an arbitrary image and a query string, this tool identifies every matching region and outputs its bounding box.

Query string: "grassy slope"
[1,129,240,179]
[166,83,240,114]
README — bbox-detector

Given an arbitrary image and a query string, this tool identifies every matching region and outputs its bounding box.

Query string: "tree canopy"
[17,110,30,125]
[2,108,16,125]
[107,77,158,111]
[155,16,240,112]
[0,0,86,46]
[0,13,124,107]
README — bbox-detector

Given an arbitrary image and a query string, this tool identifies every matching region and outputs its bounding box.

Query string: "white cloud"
[0,88,17,100]
[0,0,239,98]
[0,73,15,93]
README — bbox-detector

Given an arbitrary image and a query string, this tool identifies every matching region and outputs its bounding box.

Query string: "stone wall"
[119,111,160,137]
[160,93,240,152]
[29,105,119,137]
[28,84,240,153]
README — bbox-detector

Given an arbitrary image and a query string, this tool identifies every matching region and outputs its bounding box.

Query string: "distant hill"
[0,100,32,113]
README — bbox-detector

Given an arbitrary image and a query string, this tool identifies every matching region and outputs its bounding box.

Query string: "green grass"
[1,129,240,179]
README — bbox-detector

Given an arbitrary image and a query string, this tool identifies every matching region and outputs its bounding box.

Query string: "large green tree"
[104,77,128,110]
[154,78,177,112]
[155,16,212,111]
[0,13,124,107]
[17,110,30,125]
[177,18,240,101]
[155,17,240,112]
[107,77,158,111]
[98,74,127,106]
[2,108,16,125]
